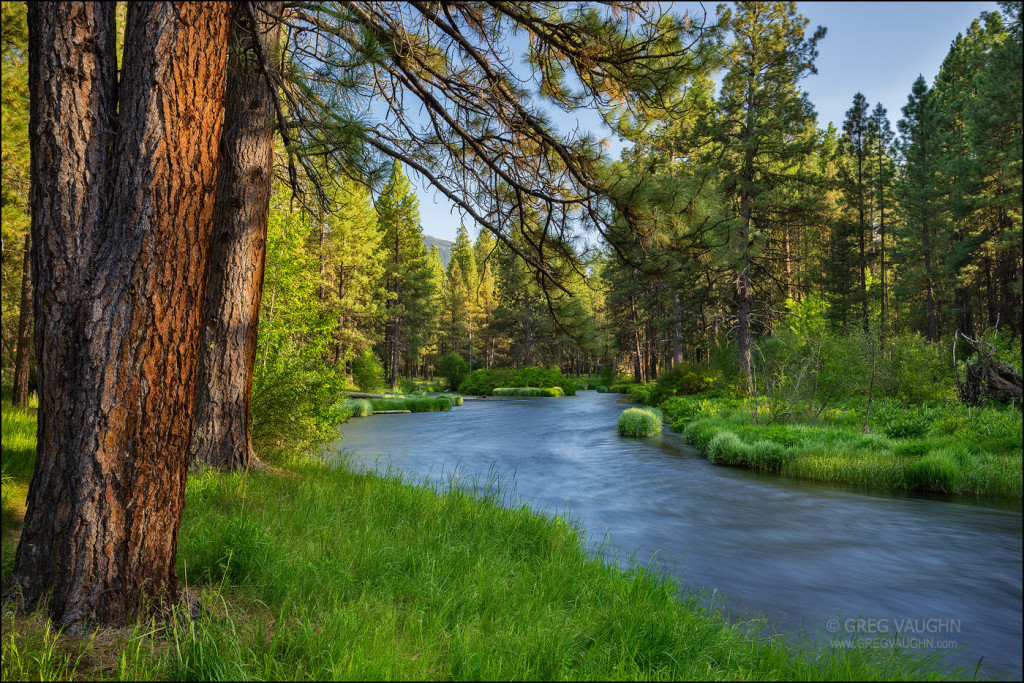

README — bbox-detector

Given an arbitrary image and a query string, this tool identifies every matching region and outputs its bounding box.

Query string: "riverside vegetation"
[2,401,963,681]
[606,301,1023,498]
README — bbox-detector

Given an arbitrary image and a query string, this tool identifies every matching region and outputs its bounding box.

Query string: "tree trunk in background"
[737,189,753,394]
[5,2,232,631]
[672,292,683,367]
[192,1,282,471]
[11,234,33,406]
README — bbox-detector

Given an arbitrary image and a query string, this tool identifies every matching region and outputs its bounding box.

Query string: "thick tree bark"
[11,234,33,406]
[5,2,232,631]
[191,2,282,471]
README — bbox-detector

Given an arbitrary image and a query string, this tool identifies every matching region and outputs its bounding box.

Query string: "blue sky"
[411,1,1000,243]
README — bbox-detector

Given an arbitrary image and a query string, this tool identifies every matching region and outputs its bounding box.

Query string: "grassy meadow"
[1,401,966,681]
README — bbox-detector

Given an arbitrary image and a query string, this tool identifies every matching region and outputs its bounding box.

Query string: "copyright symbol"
[826,619,840,633]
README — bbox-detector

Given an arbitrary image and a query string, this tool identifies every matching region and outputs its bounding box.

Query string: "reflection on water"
[335,392,1023,679]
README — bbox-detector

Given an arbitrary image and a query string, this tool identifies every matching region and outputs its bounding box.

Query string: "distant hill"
[423,234,453,266]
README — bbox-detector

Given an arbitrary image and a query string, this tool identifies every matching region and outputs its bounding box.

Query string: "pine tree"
[709,1,824,392]
[895,76,942,341]
[840,92,872,333]
[375,161,426,388]
[450,224,480,365]
[870,103,896,339]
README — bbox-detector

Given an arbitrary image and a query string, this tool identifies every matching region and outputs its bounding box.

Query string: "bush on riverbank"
[492,386,564,397]
[618,408,663,437]
[458,367,576,396]
[663,394,1022,496]
[1,402,960,681]
[595,385,608,393]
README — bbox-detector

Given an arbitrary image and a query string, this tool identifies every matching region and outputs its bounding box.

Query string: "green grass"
[617,408,663,437]
[1,402,966,681]
[367,395,453,413]
[341,398,373,417]
[491,386,564,397]
[662,394,1023,497]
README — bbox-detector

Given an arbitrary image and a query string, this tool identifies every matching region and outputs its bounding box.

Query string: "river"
[335,391,1023,679]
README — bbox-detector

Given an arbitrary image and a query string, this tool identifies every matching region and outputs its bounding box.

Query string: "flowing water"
[335,391,1023,679]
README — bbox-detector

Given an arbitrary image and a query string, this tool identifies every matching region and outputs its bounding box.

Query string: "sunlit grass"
[367,395,452,412]
[617,407,663,437]
[664,395,1022,497]
[2,401,965,680]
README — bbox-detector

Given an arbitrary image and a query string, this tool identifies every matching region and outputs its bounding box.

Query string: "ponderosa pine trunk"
[4,2,232,631]
[11,233,33,407]
[191,2,282,471]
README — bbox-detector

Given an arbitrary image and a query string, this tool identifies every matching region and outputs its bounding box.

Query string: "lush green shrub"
[628,384,654,405]
[438,353,470,391]
[608,383,636,394]
[599,364,616,387]
[595,385,608,393]
[617,408,662,437]
[575,382,587,390]
[251,351,346,463]
[434,393,464,408]
[343,398,373,417]
[352,348,385,392]
[459,367,576,396]
[649,363,725,404]
[492,386,564,397]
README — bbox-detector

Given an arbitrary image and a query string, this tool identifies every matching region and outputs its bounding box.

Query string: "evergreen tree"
[375,161,428,388]
[895,76,942,340]
[709,1,824,392]
[839,92,872,333]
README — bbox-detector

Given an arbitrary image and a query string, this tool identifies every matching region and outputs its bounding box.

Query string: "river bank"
[653,392,1023,497]
[2,401,965,681]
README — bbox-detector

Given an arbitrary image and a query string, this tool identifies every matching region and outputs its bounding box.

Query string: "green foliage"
[595,385,608,393]
[617,408,663,437]
[342,398,373,417]
[352,348,385,392]
[437,353,469,391]
[458,367,577,396]
[491,386,564,397]
[649,364,725,404]
[904,448,964,493]
[367,396,452,413]
[250,351,347,464]
[667,393,1021,496]
[1,403,975,681]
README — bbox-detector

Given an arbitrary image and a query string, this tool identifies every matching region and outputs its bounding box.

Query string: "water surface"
[335,391,1022,679]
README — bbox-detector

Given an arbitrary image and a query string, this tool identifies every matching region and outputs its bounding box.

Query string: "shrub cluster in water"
[492,386,564,397]
[617,408,662,437]
[458,367,577,396]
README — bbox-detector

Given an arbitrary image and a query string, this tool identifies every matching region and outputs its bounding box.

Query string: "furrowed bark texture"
[12,234,33,406]
[6,1,232,632]
[191,2,282,471]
